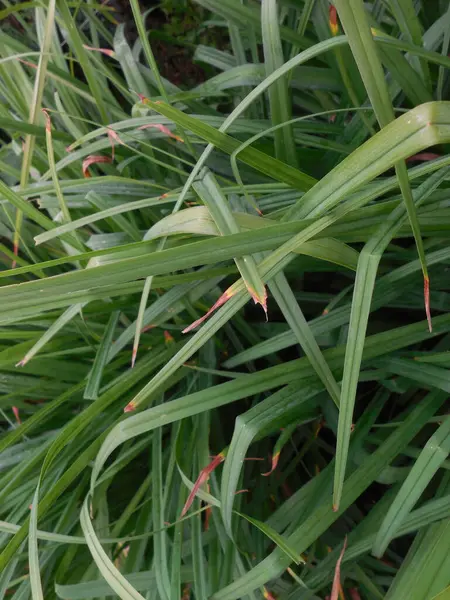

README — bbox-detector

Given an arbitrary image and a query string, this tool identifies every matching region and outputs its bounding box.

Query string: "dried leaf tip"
[41,108,51,132]
[12,406,21,425]
[329,5,338,36]
[248,286,268,320]
[424,275,432,332]
[18,58,37,69]
[263,587,277,600]
[182,287,235,333]
[138,123,183,142]
[137,93,149,103]
[164,330,174,344]
[12,239,19,269]
[330,537,347,600]
[82,155,112,178]
[130,348,137,369]
[107,128,124,160]
[262,452,280,477]
[83,44,115,58]
[181,452,225,517]
[124,401,136,413]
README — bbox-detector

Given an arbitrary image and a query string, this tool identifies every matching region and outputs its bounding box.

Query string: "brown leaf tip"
[12,406,21,425]
[82,154,113,178]
[262,452,279,477]
[330,536,348,600]
[248,286,268,321]
[138,123,183,142]
[42,108,51,132]
[83,44,115,58]
[182,288,234,333]
[263,587,277,600]
[131,348,137,369]
[329,5,338,35]
[181,453,225,517]
[164,330,174,343]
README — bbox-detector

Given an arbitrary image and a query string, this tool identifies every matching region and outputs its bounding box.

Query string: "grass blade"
[211,389,446,600]
[14,0,56,262]
[333,165,450,509]
[261,0,297,166]
[192,170,267,314]
[84,311,120,400]
[373,414,450,557]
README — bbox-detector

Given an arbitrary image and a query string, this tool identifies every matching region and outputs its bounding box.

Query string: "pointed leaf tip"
[18,58,37,69]
[164,330,174,344]
[124,401,136,413]
[424,276,432,332]
[12,406,21,425]
[107,129,124,160]
[42,108,51,132]
[249,286,268,318]
[330,537,347,600]
[262,452,280,477]
[263,587,277,600]
[82,155,112,178]
[182,288,234,333]
[181,454,225,517]
[12,239,19,269]
[329,5,338,35]
[138,123,184,142]
[83,44,115,58]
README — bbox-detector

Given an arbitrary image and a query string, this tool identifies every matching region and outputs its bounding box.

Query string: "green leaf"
[143,100,316,191]
[211,389,447,600]
[80,496,146,600]
[237,512,304,565]
[84,311,120,400]
[333,166,450,509]
[373,415,450,557]
[192,170,267,311]
[261,0,297,166]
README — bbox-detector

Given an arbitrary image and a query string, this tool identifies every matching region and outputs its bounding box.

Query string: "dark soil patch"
[106,0,219,87]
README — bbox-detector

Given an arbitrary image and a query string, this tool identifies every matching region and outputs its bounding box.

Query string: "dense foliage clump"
[0,1,450,599]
